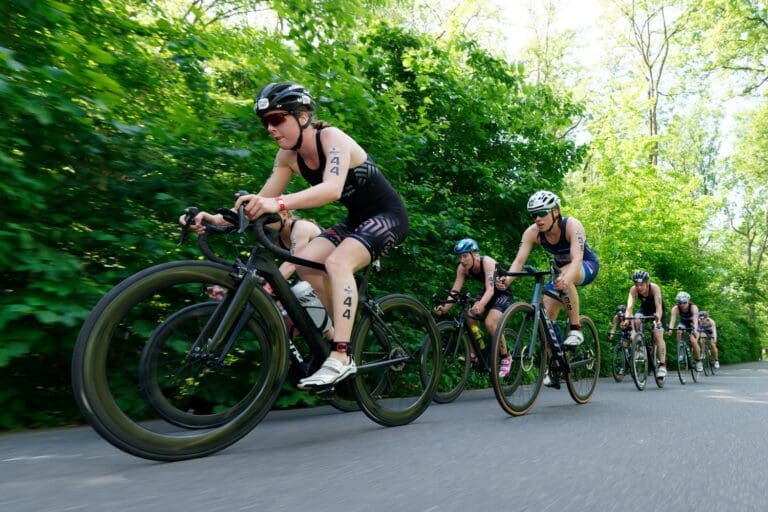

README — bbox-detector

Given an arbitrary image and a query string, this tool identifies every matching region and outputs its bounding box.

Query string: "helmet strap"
[545,211,560,234]
[290,111,314,151]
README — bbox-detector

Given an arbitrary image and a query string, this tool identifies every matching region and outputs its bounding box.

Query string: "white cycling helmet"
[527,190,560,212]
[676,291,691,304]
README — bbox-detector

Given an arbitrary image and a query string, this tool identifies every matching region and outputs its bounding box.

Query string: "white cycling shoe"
[564,330,584,347]
[298,356,357,389]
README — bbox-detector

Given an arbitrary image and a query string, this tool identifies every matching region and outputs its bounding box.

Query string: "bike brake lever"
[177,206,199,247]
[216,208,239,226]
[235,190,250,233]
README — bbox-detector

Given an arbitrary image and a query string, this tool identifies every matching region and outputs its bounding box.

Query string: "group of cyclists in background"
[187,80,718,391]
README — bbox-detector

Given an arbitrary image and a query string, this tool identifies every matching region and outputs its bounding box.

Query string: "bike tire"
[610,344,626,382]
[676,343,688,385]
[690,344,700,383]
[630,333,647,391]
[707,346,717,375]
[139,301,272,429]
[432,321,471,403]
[71,261,288,461]
[351,294,441,427]
[701,341,711,376]
[566,316,600,404]
[327,380,360,412]
[490,302,546,417]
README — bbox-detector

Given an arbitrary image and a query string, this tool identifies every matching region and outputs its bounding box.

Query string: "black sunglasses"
[529,209,551,219]
[261,111,291,129]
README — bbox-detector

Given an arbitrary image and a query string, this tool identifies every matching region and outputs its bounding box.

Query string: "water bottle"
[469,323,486,349]
[291,281,332,333]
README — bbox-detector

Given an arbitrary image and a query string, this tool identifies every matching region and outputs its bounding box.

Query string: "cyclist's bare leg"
[690,332,701,360]
[466,315,480,360]
[555,261,584,325]
[295,237,337,339]
[710,338,719,360]
[653,327,666,362]
[294,237,336,310]
[323,238,371,363]
[543,295,562,357]
[484,309,507,356]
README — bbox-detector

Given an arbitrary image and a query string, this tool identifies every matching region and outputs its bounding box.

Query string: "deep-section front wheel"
[351,294,440,427]
[432,321,471,403]
[139,301,273,429]
[676,342,688,385]
[630,333,648,391]
[490,302,546,417]
[566,316,600,404]
[71,261,288,461]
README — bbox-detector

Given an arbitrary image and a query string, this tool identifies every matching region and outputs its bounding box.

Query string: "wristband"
[276,196,287,212]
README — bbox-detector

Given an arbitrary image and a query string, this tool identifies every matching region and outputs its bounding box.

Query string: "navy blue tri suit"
[296,127,408,260]
[466,256,512,314]
[538,217,599,297]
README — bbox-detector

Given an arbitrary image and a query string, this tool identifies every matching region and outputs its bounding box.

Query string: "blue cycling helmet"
[616,304,626,314]
[698,310,708,319]
[454,238,479,255]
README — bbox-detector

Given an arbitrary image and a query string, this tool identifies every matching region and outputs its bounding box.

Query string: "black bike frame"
[197,215,409,376]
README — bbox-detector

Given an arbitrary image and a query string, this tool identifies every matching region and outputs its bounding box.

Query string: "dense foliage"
[0,0,762,429]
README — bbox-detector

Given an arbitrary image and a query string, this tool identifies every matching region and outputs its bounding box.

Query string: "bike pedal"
[308,384,336,395]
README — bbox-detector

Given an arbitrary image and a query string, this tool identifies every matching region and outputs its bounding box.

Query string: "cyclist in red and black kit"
[189,82,409,388]
[623,271,667,378]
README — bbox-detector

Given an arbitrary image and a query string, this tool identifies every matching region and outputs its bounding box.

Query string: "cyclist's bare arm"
[558,217,586,287]
[624,287,637,320]
[436,265,467,315]
[609,315,620,338]
[651,283,663,326]
[474,255,498,313]
[668,305,678,333]
[502,226,537,287]
[236,130,359,216]
[691,304,700,332]
[258,154,295,197]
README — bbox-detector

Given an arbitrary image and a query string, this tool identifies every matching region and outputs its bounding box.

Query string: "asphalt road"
[2,362,767,512]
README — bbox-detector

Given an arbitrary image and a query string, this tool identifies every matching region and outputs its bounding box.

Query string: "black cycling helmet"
[616,304,626,314]
[254,82,315,117]
[254,82,315,150]
[632,270,650,283]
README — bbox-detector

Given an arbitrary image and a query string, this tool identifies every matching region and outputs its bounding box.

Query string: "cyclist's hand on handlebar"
[234,194,280,220]
[553,275,571,291]
[179,210,228,235]
[495,275,509,290]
